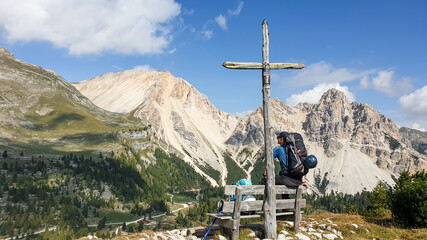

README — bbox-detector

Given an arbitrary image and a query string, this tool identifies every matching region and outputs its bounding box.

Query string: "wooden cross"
[223,19,305,240]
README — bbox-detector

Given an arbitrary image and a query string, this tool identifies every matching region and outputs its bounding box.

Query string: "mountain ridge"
[1,47,426,194]
[73,70,427,193]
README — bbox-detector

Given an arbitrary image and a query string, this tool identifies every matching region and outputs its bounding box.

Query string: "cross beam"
[223,20,305,240]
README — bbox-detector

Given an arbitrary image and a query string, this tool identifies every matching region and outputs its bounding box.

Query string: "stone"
[218,235,227,240]
[247,230,256,237]
[277,234,287,240]
[295,232,310,240]
[299,227,307,232]
[323,233,338,240]
[352,224,358,228]
[180,229,187,236]
[311,233,323,239]
[318,224,327,230]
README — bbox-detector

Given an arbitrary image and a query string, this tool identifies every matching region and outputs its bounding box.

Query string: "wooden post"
[261,19,277,240]
[222,19,305,240]
[294,185,303,232]
[232,186,242,240]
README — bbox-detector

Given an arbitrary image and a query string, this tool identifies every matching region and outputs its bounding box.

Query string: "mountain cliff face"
[2,46,425,194]
[73,70,427,194]
[227,89,426,193]
[72,71,239,185]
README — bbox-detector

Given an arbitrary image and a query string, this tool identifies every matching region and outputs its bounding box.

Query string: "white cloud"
[0,0,181,55]
[286,83,355,106]
[168,48,177,54]
[215,14,227,30]
[235,110,253,118]
[360,70,413,96]
[283,61,375,87]
[202,30,213,40]
[228,1,244,16]
[410,123,426,132]
[112,65,125,71]
[202,1,243,38]
[133,65,155,72]
[399,85,427,119]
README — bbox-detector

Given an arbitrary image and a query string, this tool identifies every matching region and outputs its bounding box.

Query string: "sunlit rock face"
[73,69,427,194]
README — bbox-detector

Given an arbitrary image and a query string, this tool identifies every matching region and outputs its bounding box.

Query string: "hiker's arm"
[265,147,280,178]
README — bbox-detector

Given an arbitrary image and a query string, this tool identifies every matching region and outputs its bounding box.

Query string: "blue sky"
[0,0,426,130]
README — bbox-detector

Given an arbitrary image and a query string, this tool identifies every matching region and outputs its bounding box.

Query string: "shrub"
[364,182,391,219]
[390,171,427,227]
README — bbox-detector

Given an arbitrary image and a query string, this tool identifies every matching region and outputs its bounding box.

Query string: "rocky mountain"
[399,127,427,155]
[72,71,239,185]
[2,46,425,194]
[73,69,427,194]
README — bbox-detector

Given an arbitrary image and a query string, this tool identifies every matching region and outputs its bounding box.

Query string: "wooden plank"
[214,199,306,214]
[232,186,242,240]
[224,185,306,195]
[207,211,303,220]
[222,62,305,70]
[223,200,264,213]
[276,199,306,210]
[294,185,304,233]
[218,219,238,230]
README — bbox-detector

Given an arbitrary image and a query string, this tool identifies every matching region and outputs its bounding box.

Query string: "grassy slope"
[101,213,427,240]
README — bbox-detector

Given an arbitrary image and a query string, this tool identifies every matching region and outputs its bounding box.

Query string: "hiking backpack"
[284,133,309,177]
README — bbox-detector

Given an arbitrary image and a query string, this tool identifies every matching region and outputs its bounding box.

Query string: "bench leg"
[294,185,303,233]
[231,222,240,240]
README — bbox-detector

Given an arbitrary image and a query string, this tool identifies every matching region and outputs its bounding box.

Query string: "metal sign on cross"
[223,19,305,240]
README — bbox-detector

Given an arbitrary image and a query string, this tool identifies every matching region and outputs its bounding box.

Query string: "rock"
[299,227,307,232]
[295,232,310,240]
[285,221,294,227]
[277,234,287,240]
[247,230,256,237]
[218,235,227,240]
[306,224,313,228]
[280,230,289,235]
[352,223,359,228]
[327,226,333,231]
[318,224,327,230]
[350,230,356,234]
[323,233,338,240]
[170,229,180,235]
[310,232,323,239]
[308,227,316,232]
[181,229,187,236]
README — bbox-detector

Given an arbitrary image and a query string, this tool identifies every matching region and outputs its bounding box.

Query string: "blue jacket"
[273,144,287,170]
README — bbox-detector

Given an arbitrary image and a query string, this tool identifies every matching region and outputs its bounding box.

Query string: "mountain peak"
[320,88,349,103]
[0,47,16,59]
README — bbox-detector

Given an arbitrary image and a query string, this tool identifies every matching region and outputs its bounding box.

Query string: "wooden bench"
[207,185,306,240]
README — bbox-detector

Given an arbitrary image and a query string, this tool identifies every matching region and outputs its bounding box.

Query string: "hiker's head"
[276,131,288,145]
